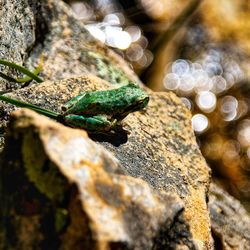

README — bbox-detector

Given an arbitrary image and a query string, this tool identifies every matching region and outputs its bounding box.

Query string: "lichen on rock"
[0,74,212,249]
[0,109,187,250]
[0,0,225,249]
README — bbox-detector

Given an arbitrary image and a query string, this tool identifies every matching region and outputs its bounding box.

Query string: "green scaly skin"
[62,83,149,131]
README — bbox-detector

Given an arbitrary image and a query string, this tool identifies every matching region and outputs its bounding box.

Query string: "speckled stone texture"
[1,108,188,250]
[0,0,140,91]
[0,76,212,249]
[0,0,35,89]
[0,0,214,249]
[209,183,250,249]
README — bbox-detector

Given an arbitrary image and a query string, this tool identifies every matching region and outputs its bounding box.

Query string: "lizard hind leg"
[64,114,116,132]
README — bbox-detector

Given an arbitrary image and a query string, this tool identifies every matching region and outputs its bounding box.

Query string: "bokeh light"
[164,46,245,98]
[220,96,238,121]
[172,59,190,76]
[125,26,142,42]
[196,91,216,112]
[68,0,250,202]
[71,2,94,20]
[192,114,209,133]
[85,24,106,43]
[69,1,151,70]
[105,27,132,50]
[237,119,250,147]
[126,44,144,62]
[163,73,180,90]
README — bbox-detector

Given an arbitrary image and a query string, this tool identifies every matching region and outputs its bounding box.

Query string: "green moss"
[22,132,66,202]
[87,51,132,86]
[54,208,69,233]
[169,121,181,131]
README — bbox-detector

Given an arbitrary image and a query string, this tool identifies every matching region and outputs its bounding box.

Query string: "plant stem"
[0,72,18,83]
[0,95,60,120]
[0,59,44,83]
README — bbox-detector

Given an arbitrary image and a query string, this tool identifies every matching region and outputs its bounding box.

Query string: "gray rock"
[209,183,250,249]
[0,0,35,89]
[0,108,185,250]
[0,0,139,91]
[0,0,214,249]
[0,76,212,249]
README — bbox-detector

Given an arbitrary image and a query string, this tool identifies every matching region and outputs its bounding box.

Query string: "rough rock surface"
[0,0,213,249]
[0,76,212,249]
[0,109,186,250]
[209,183,250,249]
[0,0,36,90]
[0,0,139,91]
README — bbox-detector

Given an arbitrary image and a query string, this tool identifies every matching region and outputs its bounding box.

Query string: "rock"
[0,75,212,249]
[1,0,213,248]
[0,0,36,89]
[209,183,250,249]
[1,108,185,249]
[0,0,140,91]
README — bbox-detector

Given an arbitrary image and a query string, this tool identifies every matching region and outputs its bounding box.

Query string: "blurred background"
[64,0,250,210]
